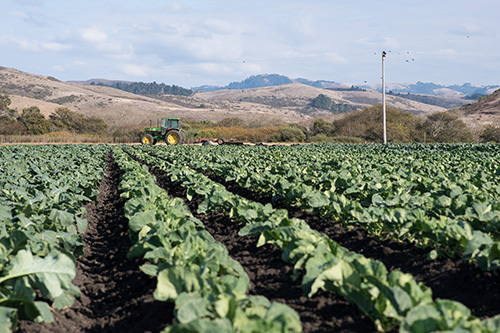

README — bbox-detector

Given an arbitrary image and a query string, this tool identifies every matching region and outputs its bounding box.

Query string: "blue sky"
[1,0,499,88]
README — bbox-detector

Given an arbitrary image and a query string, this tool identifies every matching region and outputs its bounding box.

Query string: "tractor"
[140,117,185,145]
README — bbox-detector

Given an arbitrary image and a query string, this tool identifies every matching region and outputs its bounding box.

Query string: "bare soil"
[200,172,500,319]
[18,150,500,333]
[18,153,174,333]
[149,166,376,333]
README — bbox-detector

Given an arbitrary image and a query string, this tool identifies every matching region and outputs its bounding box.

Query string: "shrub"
[479,125,500,143]
[312,119,335,136]
[423,112,473,142]
[217,117,245,127]
[309,134,335,143]
[277,126,306,142]
[334,104,424,142]
[19,106,51,135]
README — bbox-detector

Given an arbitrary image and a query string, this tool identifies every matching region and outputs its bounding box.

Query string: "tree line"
[310,94,357,113]
[0,94,107,135]
[92,81,193,96]
[181,105,500,144]
[2,91,499,143]
[305,104,500,143]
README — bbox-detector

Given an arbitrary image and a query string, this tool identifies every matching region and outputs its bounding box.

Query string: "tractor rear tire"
[166,130,181,145]
[141,133,155,145]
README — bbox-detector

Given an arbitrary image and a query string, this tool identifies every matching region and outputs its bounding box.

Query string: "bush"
[217,117,245,127]
[333,104,424,142]
[309,134,335,143]
[312,119,335,136]
[49,107,107,134]
[19,106,51,135]
[311,94,332,109]
[423,112,473,142]
[479,125,500,143]
[277,126,306,142]
[197,128,219,138]
[329,136,365,144]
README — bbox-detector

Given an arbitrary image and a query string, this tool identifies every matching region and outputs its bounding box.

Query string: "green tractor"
[140,117,185,145]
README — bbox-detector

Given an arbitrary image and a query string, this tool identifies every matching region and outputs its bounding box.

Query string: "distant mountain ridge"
[192,74,499,97]
[1,66,498,130]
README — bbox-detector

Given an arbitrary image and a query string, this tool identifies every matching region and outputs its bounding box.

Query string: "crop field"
[1,143,500,332]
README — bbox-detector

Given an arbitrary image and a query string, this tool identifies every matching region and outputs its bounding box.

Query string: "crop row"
[127,145,500,332]
[145,143,500,271]
[0,145,108,331]
[112,147,302,332]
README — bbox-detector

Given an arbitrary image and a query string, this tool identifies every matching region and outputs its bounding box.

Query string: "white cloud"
[11,38,40,52]
[80,27,108,43]
[434,48,460,56]
[41,41,72,52]
[2,0,500,87]
[357,35,400,51]
[122,64,148,77]
[12,11,30,19]
[51,65,65,72]
[202,19,235,35]
[0,34,71,53]
[325,53,349,65]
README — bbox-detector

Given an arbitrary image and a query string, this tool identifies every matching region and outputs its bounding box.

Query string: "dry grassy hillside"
[194,83,448,116]
[0,67,307,130]
[453,88,500,128]
[1,66,488,131]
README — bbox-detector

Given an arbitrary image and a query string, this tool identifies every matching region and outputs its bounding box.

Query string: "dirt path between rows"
[18,153,174,332]
[201,172,500,319]
[147,164,377,333]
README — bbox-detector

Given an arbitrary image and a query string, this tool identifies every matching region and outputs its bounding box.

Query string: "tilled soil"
[149,165,377,333]
[18,153,174,333]
[17,150,500,333]
[201,172,500,319]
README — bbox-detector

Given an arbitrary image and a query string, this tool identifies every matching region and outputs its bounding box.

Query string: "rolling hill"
[193,73,499,97]
[0,67,309,130]
[453,88,500,129]
[0,66,497,130]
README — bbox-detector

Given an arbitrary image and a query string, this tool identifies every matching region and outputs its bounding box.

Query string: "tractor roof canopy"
[162,117,181,129]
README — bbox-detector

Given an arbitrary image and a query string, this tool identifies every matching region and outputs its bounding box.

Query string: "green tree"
[311,94,332,110]
[0,94,11,111]
[19,106,50,134]
[312,119,335,136]
[333,104,424,142]
[49,107,107,134]
[277,126,306,142]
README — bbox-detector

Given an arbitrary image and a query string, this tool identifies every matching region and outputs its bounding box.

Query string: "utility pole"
[382,51,387,144]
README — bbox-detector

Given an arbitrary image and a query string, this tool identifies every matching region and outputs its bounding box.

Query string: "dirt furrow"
[19,153,174,333]
[148,165,376,333]
[197,171,500,319]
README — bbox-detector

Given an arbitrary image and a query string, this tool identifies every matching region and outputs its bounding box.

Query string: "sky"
[1,0,499,89]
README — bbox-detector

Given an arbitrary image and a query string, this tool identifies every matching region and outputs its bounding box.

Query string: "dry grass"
[1,66,498,132]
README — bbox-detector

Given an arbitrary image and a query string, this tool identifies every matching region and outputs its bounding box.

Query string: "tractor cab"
[161,118,180,135]
[140,117,185,145]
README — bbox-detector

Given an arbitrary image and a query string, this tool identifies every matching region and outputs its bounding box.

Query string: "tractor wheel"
[217,138,225,145]
[165,129,181,145]
[141,133,155,145]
